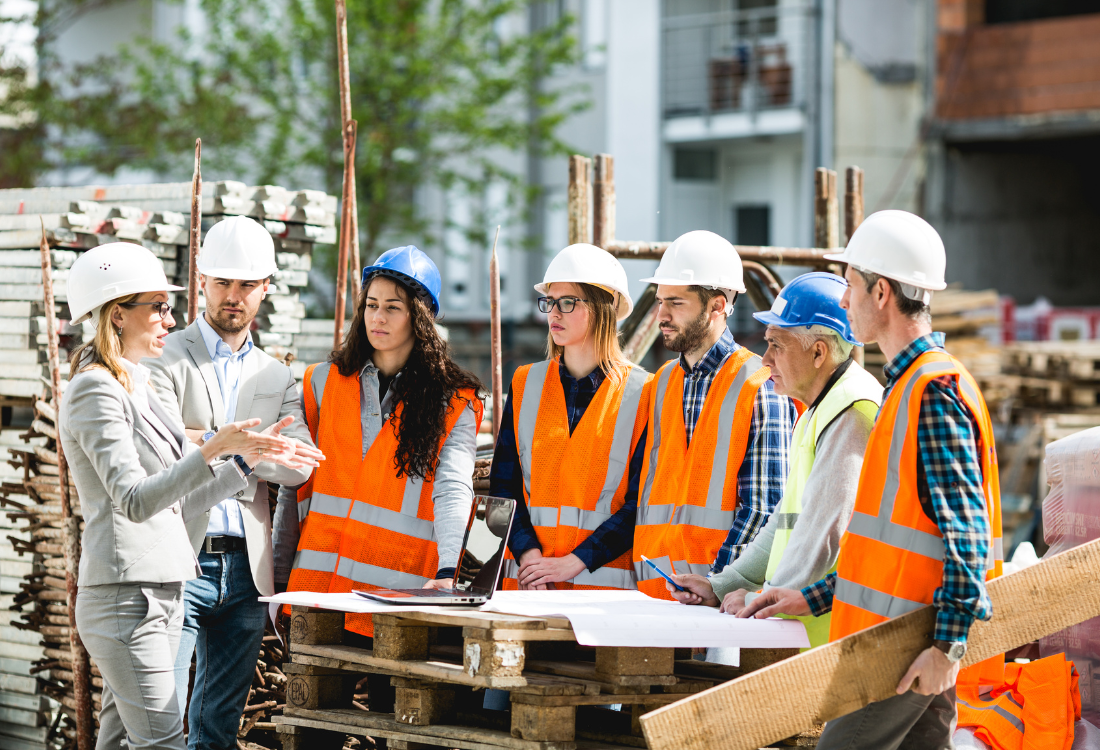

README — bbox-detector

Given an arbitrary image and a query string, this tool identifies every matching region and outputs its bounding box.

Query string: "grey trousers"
[76,582,186,750]
[817,687,958,750]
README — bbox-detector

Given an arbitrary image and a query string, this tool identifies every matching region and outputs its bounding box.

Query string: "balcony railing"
[662,3,814,119]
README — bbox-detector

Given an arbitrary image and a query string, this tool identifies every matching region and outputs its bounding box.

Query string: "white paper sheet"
[262,590,809,651]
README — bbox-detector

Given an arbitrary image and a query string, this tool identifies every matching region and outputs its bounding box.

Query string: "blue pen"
[641,555,685,592]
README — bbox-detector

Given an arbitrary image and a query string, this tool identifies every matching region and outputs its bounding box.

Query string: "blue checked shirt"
[801,333,993,643]
[490,364,646,571]
[679,328,797,573]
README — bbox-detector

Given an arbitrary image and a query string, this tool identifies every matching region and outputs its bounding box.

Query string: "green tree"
[2,0,587,307]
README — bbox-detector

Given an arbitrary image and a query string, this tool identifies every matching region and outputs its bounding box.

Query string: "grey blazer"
[60,368,248,586]
[144,322,314,597]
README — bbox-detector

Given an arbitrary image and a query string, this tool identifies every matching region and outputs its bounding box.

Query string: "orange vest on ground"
[830,349,1004,682]
[501,359,650,591]
[957,653,1081,750]
[632,348,772,600]
[286,362,483,637]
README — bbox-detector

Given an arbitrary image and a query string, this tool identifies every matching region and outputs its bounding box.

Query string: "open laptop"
[354,495,516,606]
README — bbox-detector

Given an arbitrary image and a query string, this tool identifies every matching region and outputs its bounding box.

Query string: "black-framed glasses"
[119,301,173,320]
[537,296,586,314]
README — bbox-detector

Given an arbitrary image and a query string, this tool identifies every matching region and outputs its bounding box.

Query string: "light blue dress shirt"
[197,313,254,538]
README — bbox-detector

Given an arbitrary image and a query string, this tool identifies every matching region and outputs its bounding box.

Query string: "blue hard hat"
[752,272,862,346]
[362,245,442,316]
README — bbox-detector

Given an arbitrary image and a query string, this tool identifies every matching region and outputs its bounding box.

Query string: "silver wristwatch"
[933,640,967,663]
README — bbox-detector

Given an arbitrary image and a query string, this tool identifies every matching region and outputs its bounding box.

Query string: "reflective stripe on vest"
[830,350,1003,642]
[505,360,649,591]
[762,362,882,649]
[286,361,483,637]
[633,350,770,598]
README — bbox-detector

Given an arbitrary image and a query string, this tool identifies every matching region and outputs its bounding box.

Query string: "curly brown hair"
[329,274,483,482]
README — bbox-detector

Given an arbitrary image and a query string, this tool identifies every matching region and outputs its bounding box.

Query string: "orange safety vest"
[501,359,650,591]
[632,348,772,599]
[830,349,1004,682]
[957,653,1081,750]
[286,362,483,637]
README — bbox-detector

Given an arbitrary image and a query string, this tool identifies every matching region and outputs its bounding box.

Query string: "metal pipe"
[742,260,783,299]
[567,155,591,245]
[844,166,864,246]
[488,225,503,443]
[335,0,360,301]
[40,221,93,750]
[187,139,202,324]
[592,154,615,249]
[605,239,834,265]
[334,120,357,349]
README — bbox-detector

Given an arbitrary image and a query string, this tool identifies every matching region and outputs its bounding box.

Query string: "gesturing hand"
[258,416,325,469]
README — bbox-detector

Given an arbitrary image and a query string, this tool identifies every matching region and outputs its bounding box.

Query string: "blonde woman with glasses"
[491,243,651,591]
[60,243,320,750]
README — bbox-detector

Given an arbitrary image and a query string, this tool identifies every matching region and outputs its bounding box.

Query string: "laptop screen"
[452,495,515,595]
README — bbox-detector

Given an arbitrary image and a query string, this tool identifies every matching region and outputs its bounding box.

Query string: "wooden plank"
[280,708,582,750]
[381,610,569,632]
[639,536,1100,750]
[289,645,592,695]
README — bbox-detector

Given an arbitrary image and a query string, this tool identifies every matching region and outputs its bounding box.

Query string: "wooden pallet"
[275,606,811,750]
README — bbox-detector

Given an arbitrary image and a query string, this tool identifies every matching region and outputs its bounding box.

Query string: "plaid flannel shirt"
[489,364,646,572]
[680,329,797,573]
[801,332,993,643]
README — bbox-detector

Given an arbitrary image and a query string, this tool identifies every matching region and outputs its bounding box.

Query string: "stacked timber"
[1000,341,1100,411]
[0,183,337,402]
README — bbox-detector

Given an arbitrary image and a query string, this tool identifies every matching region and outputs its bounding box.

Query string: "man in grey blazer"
[147,217,318,750]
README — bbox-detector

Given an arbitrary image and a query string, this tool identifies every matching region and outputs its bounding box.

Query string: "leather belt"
[203,535,248,554]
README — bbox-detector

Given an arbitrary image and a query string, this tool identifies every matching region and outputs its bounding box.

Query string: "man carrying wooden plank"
[632,230,798,601]
[666,273,883,650]
[739,210,1004,749]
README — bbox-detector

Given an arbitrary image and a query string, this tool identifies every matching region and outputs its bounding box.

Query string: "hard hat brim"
[639,275,748,294]
[821,250,948,291]
[196,266,277,281]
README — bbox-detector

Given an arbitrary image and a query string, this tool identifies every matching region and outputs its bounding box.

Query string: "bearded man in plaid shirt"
[740,211,1003,750]
[631,231,797,624]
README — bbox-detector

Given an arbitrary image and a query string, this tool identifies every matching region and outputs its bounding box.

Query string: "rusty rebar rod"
[39,220,93,750]
[488,225,503,443]
[187,139,202,324]
[335,0,360,301]
[605,240,833,265]
[334,120,358,349]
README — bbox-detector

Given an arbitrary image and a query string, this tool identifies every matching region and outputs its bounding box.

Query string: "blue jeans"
[174,549,267,750]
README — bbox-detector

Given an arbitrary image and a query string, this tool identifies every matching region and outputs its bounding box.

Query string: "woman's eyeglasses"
[537,296,586,314]
[119,301,173,320]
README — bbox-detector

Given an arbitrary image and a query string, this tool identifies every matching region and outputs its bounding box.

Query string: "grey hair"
[781,325,854,366]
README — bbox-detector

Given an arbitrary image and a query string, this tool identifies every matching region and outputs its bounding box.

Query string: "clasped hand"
[198,415,326,470]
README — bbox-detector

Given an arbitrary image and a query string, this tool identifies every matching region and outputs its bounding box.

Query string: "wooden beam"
[567,155,591,246]
[814,167,839,250]
[488,225,503,443]
[640,537,1100,750]
[592,154,615,249]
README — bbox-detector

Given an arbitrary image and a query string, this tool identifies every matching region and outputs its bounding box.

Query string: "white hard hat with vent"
[66,242,184,325]
[535,243,634,321]
[639,230,746,314]
[825,210,946,303]
[197,216,278,280]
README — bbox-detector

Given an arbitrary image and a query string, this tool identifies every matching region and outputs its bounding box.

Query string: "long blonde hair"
[546,283,631,377]
[69,293,141,392]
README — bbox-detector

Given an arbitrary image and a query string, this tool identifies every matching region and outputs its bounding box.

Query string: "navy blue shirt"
[489,363,647,571]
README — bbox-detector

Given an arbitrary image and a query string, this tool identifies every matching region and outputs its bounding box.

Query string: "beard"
[661,309,711,353]
[207,305,255,335]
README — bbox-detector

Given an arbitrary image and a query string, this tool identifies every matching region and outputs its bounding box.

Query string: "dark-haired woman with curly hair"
[282,246,483,647]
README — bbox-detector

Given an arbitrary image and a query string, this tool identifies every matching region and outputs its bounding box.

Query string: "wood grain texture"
[640,537,1100,750]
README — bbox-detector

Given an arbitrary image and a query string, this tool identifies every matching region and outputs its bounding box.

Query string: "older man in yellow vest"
[669,272,882,648]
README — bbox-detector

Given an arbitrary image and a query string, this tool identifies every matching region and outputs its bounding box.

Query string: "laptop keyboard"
[384,588,473,597]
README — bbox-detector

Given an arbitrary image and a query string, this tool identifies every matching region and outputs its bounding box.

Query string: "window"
[674,148,718,181]
[737,0,778,37]
[734,205,770,246]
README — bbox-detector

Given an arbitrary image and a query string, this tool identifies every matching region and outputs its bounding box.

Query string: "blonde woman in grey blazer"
[60,243,314,750]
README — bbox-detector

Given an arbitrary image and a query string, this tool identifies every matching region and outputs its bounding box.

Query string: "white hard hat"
[197,216,278,280]
[534,243,634,321]
[639,230,745,314]
[824,210,947,299]
[66,242,184,325]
